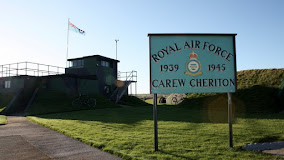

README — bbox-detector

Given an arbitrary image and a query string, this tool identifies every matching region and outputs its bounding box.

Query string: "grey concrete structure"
[0,55,135,114]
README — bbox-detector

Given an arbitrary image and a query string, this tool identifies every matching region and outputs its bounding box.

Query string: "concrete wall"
[96,65,117,96]
[42,76,100,95]
[65,55,118,96]
[1,76,39,114]
[0,55,120,114]
[0,76,27,93]
[45,76,77,94]
[65,56,99,76]
[78,79,99,94]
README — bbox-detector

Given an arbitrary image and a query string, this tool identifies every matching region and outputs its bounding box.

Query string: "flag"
[69,21,85,35]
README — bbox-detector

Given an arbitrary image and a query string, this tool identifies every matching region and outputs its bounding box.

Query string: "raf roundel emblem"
[185,50,202,76]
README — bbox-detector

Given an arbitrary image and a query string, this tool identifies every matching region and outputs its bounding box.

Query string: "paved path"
[243,142,284,158]
[0,116,123,160]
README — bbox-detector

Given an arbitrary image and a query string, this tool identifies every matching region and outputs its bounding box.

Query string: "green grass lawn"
[0,107,6,113]
[26,69,284,159]
[0,115,7,125]
[28,106,284,160]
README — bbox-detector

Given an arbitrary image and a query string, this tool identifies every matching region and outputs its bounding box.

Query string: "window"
[73,60,78,67]
[4,81,11,88]
[77,60,82,66]
[70,59,84,68]
[101,60,110,67]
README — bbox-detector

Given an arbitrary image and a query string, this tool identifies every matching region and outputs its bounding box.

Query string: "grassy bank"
[0,93,15,113]
[28,106,284,159]
[119,96,151,107]
[145,69,284,113]
[0,115,7,125]
[25,89,120,115]
[179,69,284,113]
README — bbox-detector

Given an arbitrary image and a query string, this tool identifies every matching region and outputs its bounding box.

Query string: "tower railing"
[0,62,65,77]
[117,70,137,95]
[118,70,137,82]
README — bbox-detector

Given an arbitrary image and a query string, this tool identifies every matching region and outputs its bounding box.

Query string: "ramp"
[110,81,132,103]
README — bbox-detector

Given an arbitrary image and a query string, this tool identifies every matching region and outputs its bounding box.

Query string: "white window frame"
[70,59,84,68]
[101,60,110,67]
[4,81,11,88]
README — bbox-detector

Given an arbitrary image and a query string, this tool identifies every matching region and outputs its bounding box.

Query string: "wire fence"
[0,62,65,77]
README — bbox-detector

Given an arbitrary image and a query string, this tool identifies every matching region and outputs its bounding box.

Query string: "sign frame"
[148,33,237,151]
[149,33,237,94]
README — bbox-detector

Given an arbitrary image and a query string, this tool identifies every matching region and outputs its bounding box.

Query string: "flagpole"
[66,18,70,68]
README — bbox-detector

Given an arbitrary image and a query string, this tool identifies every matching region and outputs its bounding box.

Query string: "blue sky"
[0,0,283,93]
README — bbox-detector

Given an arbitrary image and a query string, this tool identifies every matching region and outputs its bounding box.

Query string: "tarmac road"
[0,116,123,160]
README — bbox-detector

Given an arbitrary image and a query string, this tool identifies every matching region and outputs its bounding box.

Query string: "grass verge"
[0,115,7,125]
[28,106,284,159]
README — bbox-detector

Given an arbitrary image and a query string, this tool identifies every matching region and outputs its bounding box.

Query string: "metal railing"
[118,70,137,82]
[0,62,65,77]
[118,70,137,95]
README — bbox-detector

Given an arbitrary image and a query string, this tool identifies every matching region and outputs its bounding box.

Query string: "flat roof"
[67,55,120,62]
[148,33,237,36]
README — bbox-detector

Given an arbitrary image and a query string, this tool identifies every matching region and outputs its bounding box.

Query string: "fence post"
[130,82,132,95]
[17,63,18,76]
[135,71,137,96]
[25,62,27,75]
[135,82,137,96]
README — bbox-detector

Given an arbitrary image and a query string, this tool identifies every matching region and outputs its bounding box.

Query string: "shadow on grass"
[158,150,195,160]
[34,105,284,126]
[32,85,284,124]
[252,135,282,143]
[35,104,218,124]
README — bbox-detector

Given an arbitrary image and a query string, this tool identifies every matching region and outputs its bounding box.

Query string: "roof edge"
[67,55,120,62]
[148,33,237,36]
